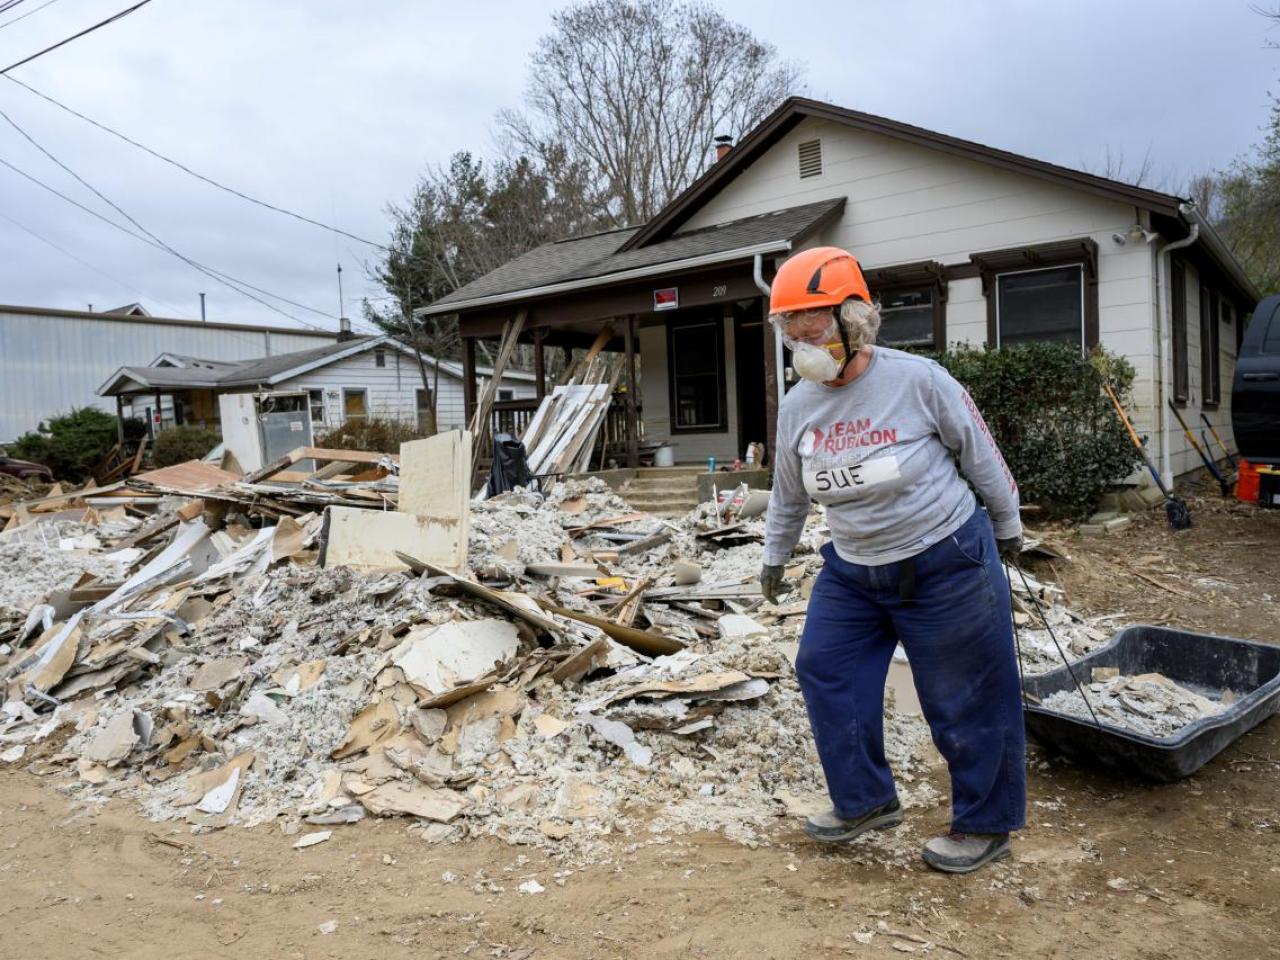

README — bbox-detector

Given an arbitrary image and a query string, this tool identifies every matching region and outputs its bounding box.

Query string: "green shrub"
[8,407,124,481]
[316,416,430,455]
[935,343,1143,519]
[152,425,221,467]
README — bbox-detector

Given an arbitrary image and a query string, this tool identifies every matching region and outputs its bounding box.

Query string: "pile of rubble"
[0,432,1122,859]
[0,440,936,857]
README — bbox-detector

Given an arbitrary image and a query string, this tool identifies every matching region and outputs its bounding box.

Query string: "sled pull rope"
[1008,558,1103,731]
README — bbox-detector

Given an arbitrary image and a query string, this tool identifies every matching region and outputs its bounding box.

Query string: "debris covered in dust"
[1040,672,1229,738]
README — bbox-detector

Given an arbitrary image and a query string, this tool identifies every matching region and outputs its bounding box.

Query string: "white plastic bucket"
[653,444,675,467]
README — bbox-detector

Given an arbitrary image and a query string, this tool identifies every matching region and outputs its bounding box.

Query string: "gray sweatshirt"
[763,346,1021,567]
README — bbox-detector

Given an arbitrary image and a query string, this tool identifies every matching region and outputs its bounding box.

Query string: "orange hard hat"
[769,246,870,317]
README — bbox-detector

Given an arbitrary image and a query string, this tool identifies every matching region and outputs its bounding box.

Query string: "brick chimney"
[714,135,734,161]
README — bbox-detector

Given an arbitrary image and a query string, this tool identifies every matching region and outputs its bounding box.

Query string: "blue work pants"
[795,507,1026,834]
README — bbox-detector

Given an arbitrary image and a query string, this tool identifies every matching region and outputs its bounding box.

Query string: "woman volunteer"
[760,246,1026,874]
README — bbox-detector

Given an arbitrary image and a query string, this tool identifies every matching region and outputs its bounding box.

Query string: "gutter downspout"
[1156,202,1200,488]
[754,253,786,408]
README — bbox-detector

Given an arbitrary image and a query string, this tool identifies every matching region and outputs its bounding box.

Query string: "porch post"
[623,314,639,469]
[462,335,478,427]
[153,389,162,438]
[533,327,546,400]
[763,301,779,466]
[115,395,125,446]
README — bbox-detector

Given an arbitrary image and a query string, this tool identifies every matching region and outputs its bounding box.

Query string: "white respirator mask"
[776,310,851,384]
[790,341,842,383]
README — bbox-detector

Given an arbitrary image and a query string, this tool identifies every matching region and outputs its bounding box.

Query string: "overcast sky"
[0,0,1276,332]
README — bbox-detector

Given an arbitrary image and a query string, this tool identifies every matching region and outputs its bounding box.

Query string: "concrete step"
[625,493,699,512]
[633,466,705,478]
[621,477,700,495]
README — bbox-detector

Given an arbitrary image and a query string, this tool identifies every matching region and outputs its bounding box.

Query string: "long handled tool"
[1199,412,1238,471]
[1167,400,1231,496]
[1103,384,1192,530]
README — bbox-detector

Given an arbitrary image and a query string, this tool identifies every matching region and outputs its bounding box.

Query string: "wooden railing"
[489,397,540,438]
[484,394,642,468]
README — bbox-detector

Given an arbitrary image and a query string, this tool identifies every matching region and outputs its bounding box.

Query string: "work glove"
[760,564,786,604]
[996,536,1023,562]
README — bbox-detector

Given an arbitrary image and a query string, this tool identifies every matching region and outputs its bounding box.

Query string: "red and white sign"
[653,287,679,312]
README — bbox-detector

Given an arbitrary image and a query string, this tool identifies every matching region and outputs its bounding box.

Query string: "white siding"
[639,316,742,464]
[1162,260,1240,479]
[670,117,1247,478]
[270,347,536,435]
[0,307,333,442]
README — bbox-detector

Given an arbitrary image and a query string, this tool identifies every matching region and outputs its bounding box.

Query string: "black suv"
[1233,294,1280,465]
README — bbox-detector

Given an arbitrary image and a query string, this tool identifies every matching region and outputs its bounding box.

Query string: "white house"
[0,303,336,443]
[420,97,1259,486]
[99,334,538,471]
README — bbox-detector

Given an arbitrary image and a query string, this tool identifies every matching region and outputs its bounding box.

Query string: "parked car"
[0,449,54,481]
[1232,293,1280,465]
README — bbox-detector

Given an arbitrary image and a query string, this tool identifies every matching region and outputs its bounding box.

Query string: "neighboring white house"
[0,303,336,443]
[422,97,1259,486]
[99,335,538,472]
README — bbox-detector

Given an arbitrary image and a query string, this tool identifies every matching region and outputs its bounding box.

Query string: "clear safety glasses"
[770,308,840,351]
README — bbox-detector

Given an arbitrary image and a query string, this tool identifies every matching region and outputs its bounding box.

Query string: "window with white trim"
[308,389,325,425]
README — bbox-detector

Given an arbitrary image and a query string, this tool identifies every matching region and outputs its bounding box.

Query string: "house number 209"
[711,284,728,297]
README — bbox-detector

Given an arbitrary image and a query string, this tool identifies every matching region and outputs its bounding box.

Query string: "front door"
[734,300,766,459]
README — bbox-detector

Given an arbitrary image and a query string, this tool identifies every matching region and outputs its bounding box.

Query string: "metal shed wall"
[0,307,335,442]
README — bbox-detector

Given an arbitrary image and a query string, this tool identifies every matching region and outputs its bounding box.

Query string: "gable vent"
[797,138,823,179]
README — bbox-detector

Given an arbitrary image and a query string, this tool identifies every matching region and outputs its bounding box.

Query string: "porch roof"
[418,197,845,317]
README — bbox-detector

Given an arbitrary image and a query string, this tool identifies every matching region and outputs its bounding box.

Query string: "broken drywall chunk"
[292,830,332,849]
[534,714,569,739]
[0,744,25,763]
[717,614,767,639]
[324,507,466,573]
[186,753,255,815]
[242,692,286,725]
[391,619,519,696]
[410,708,448,743]
[330,699,401,760]
[81,710,138,766]
[271,659,326,695]
[189,657,247,692]
[358,781,467,822]
[586,716,652,767]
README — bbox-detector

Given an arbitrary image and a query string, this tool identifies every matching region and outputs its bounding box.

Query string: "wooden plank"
[536,601,682,657]
[468,309,528,471]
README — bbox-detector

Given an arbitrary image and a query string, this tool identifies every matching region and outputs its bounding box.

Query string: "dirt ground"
[2,488,1278,960]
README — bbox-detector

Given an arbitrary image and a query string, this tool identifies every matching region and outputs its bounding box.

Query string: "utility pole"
[199,292,206,321]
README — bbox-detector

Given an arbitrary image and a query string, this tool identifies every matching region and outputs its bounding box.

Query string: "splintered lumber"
[520,383,613,479]
[242,447,399,484]
[535,600,683,657]
[395,552,564,638]
[468,309,528,471]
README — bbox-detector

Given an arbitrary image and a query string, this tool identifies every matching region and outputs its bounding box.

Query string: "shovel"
[1103,384,1192,530]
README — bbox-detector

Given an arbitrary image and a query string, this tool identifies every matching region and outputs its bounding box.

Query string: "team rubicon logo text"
[798,418,898,457]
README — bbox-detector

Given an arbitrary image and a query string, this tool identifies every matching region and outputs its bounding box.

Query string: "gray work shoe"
[921,832,1011,873]
[805,797,903,843]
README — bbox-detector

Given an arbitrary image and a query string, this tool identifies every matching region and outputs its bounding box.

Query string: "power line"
[1,0,153,75]
[3,75,390,250]
[0,105,338,330]
[0,208,200,320]
[0,0,61,31]
[0,1,30,17]
[0,154,378,335]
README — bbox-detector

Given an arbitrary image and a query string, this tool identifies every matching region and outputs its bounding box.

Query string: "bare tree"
[499,0,803,226]
[1084,144,1159,188]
